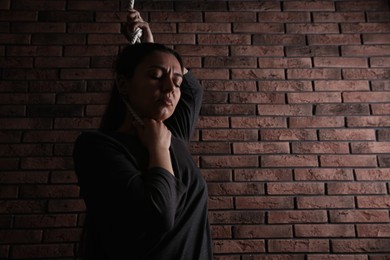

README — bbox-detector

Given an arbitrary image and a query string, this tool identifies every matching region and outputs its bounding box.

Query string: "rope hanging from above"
[126,0,143,44]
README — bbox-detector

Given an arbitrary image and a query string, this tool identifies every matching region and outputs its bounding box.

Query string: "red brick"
[233,23,283,33]
[308,34,361,45]
[371,57,390,68]
[203,92,228,103]
[268,239,329,252]
[234,169,292,181]
[32,33,86,45]
[0,144,52,157]
[260,81,312,92]
[14,214,77,228]
[0,105,25,117]
[191,68,229,80]
[284,1,335,11]
[0,34,30,44]
[348,116,390,127]
[330,210,390,223]
[352,142,390,153]
[234,225,292,238]
[7,46,62,56]
[328,182,387,195]
[0,10,37,21]
[357,224,390,237]
[201,104,255,115]
[297,196,355,209]
[213,239,265,254]
[233,142,290,154]
[180,23,230,33]
[290,116,344,128]
[320,155,377,167]
[0,118,52,130]
[0,158,19,170]
[21,157,73,170]
[287,23,339,34]
[211,225,232,239]
[343,23,390,33]
[151,11,202,22]
[201,155,259,168]
[286,46,339,57]
[38,10,93,22]
[0,185,18,198]
[232,69,285,80]
[204,57,257,68]
[336,0,389,11]
[261,129,317,141]
[12,0,65,10]
[295,224,355,237]
[344,91,390,102]
[231,93,285,104]
[0,171,48,184]
[0,200,45,213]
[208,183,264,196]
[209,210,265,224]
[0,230,42,243]
[0,81,27,92]
[149,22,176,33]
[235,196,294,209]
[231,117,286,128]
[244,256,305,260]
[153,34,195,45]
[231,46,284,57]
[57,93,109,105]
[288,92,341,103]
[313,12,365,22]
[205,12,256,22]
[332,239,390,253]
[229,2,280,11]
[342,46,390,57]
[202,80,257,92]
[379,155,390,167]
[259,58,312,68]
[50,171,78,184]
[314,57,367,68]
[202,129,258,141]
[201,169,232,182]
[0,57,32,68]
[197,116,229,128]
[314,80,369,91]
[295,168,353,181]
[197,34,251,45]
[292,142,349,154]
[357,196,390,208]
[269,210,328,224]
[3,68,59,80]
[43,227,82,242]
[287,69,341,80]
[48,199,85,213]
[10,244,74,258]
[261,155,318,167]
[363,34,390,44]
[355,169,390,180]
[60,68,114,80]
[67,1,118,10]
[378,129,390,141]
[253,34,306,46]
[259,11,310,22]
[268,182,324,196]
[190,142,230,154]
[19,184,79,198]
[319,129,375,141]
[367,11,390,22]
[11,22,65,33]
[208,197,233,210]
[316,104,370,116]
[67,22,120,33]
[307,255,369,260]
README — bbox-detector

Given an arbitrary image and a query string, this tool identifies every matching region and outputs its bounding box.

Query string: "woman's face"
[126,51,183,121]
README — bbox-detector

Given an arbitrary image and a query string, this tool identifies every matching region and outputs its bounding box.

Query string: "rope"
[127,0,142,44]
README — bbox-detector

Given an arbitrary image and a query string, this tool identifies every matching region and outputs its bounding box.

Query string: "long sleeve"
[165,70,203,142]
[73,132,187,233]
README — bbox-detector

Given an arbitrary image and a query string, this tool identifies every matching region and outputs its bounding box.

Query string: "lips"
[158,96,173,106]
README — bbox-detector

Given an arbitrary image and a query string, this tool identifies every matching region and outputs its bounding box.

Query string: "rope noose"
[127,0,143,44]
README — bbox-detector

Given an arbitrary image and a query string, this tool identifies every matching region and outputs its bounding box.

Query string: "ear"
[115,74,128,97]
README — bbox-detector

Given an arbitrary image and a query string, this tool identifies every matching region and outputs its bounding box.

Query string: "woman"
[73,10,212,260]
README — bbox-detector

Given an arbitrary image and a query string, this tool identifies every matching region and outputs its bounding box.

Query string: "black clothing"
[73,72,212,260]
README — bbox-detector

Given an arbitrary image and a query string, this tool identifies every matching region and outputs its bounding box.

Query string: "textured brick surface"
[1,0,390,258]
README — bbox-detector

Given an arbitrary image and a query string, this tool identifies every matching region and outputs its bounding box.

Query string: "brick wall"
[1,0,390,259]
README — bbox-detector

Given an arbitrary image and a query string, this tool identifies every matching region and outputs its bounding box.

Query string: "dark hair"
[99,43,184,132]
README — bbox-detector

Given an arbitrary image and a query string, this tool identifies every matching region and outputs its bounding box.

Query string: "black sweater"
[73,72,212,260]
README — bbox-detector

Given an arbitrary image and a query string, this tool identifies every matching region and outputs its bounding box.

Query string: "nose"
[161,75,176,93]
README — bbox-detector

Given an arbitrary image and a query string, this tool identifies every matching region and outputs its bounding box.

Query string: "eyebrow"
[149,65,183,78]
